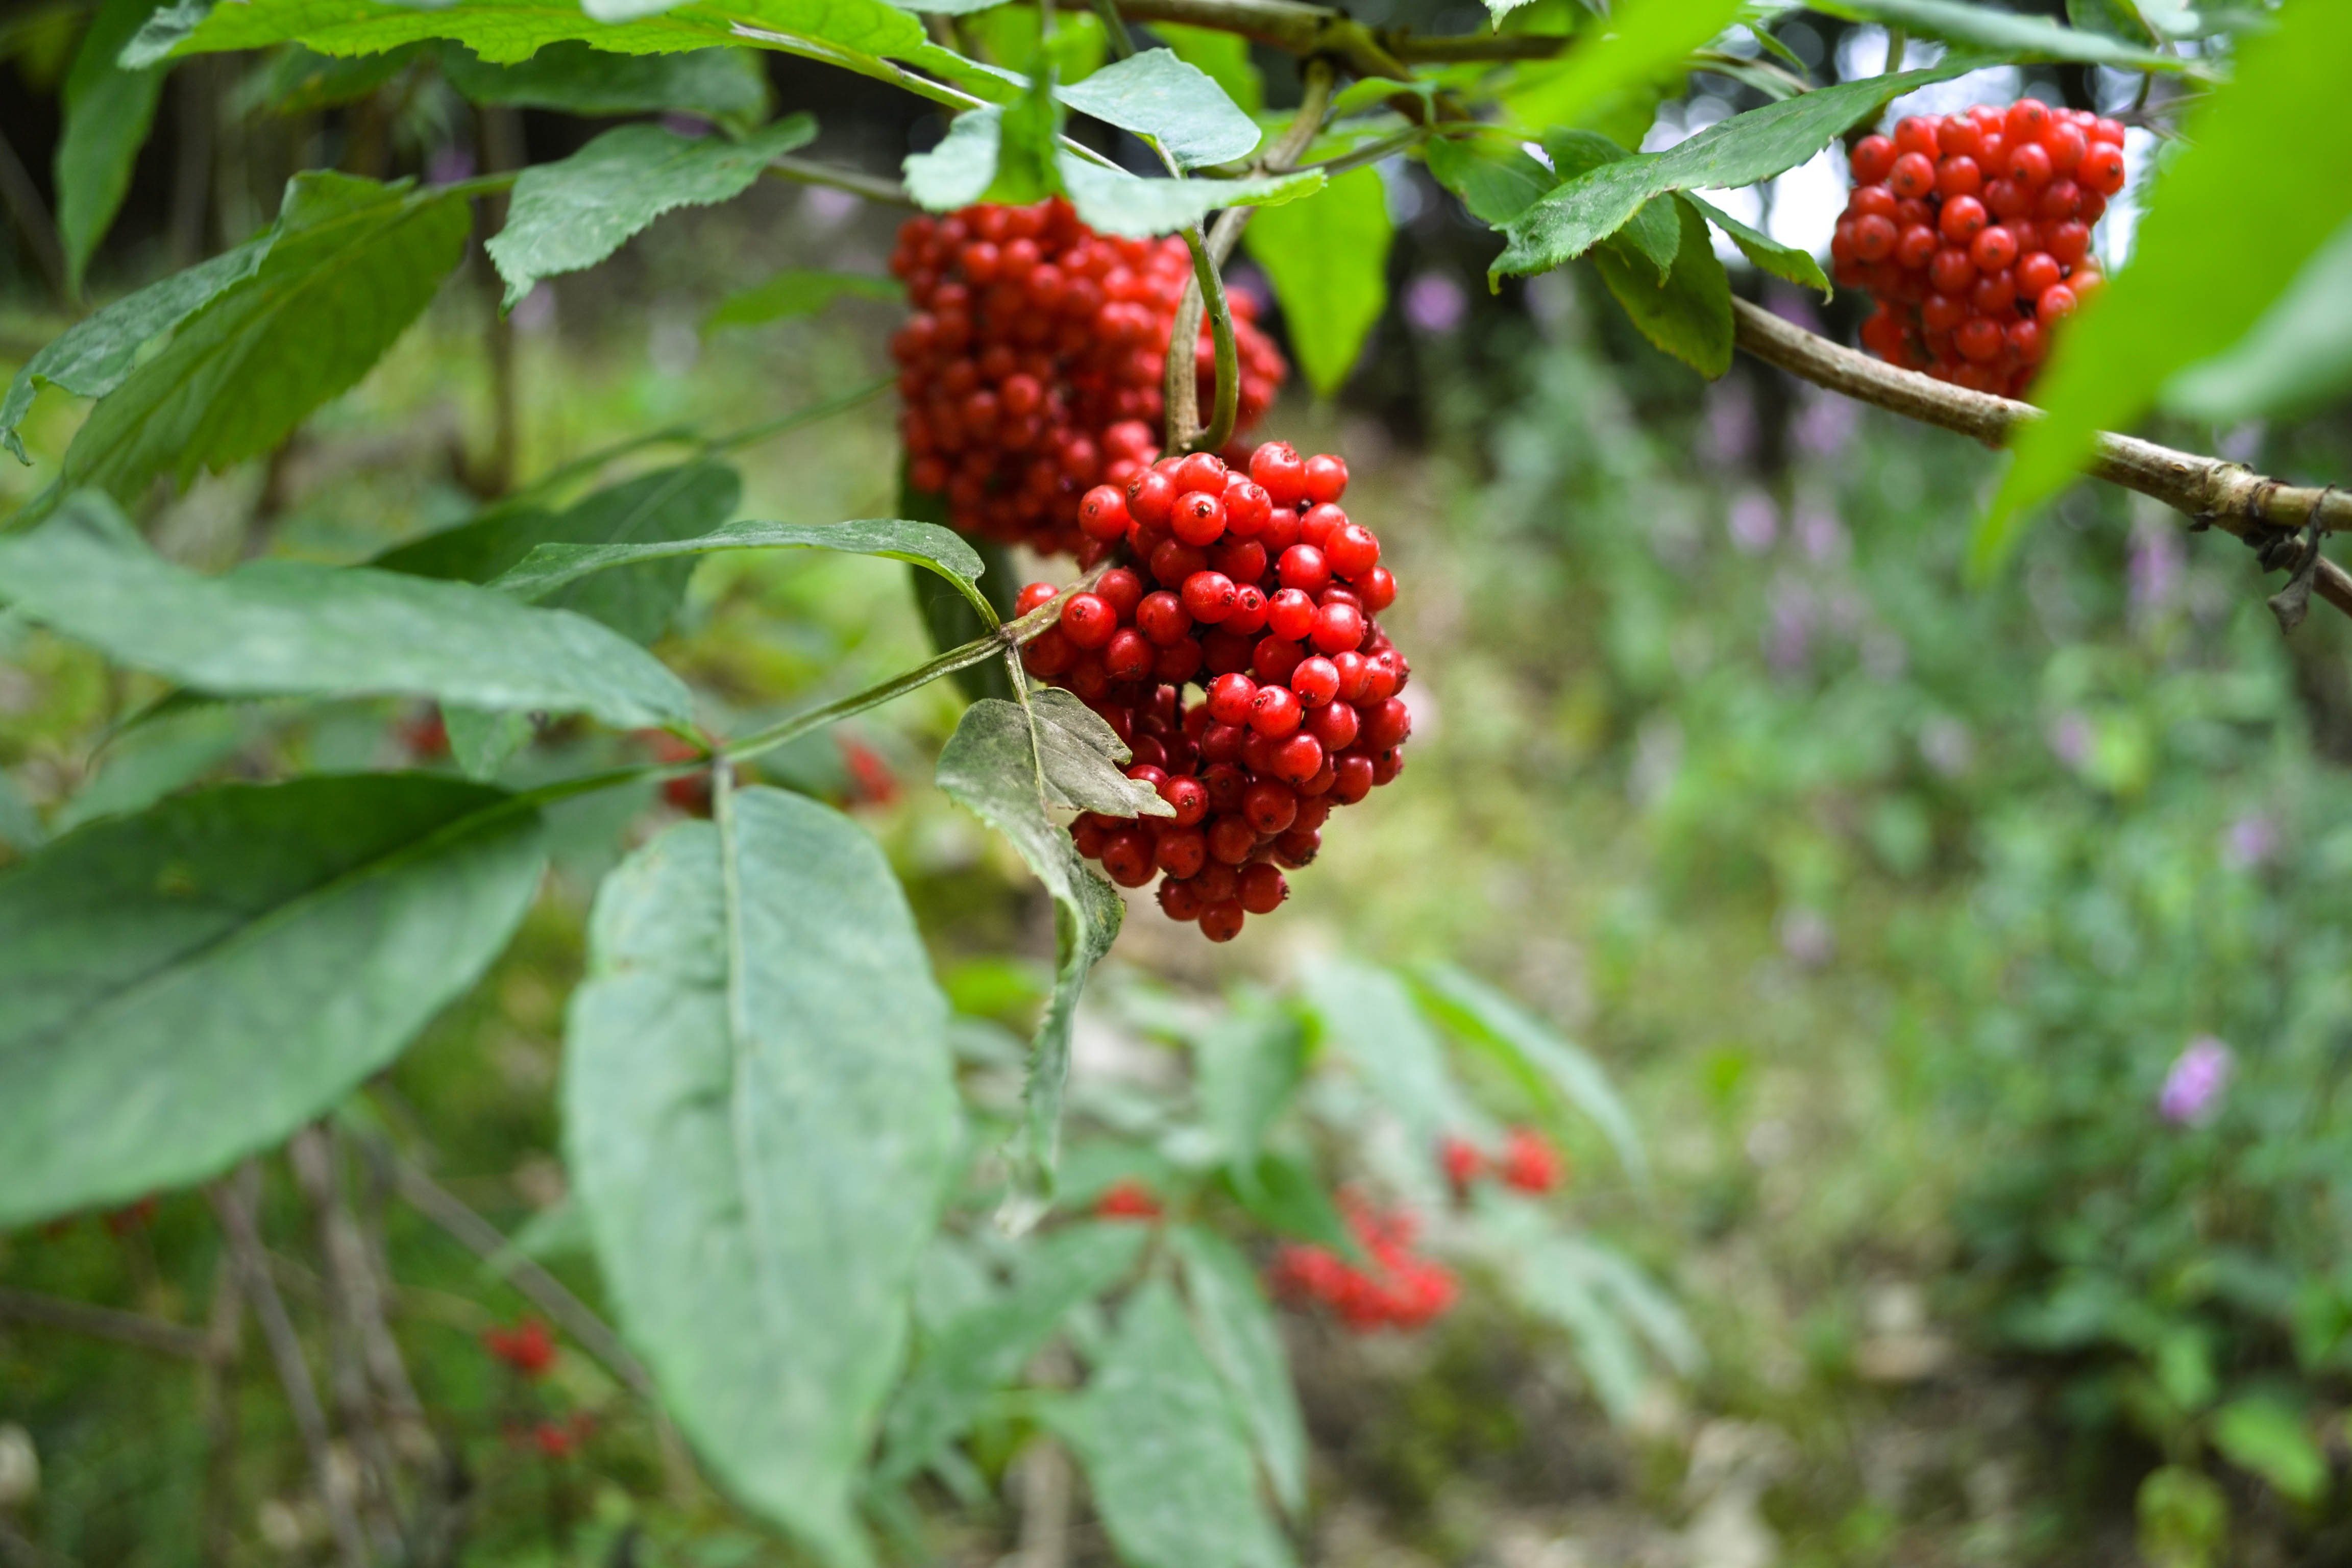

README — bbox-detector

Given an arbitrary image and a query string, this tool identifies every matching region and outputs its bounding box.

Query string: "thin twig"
[763,155,916,208]
[198,1260,245,1568]
[208,1163,371,1568]
[0,1286,211,1360]
[1730,298,2352,619]
[1093,0,1138,59]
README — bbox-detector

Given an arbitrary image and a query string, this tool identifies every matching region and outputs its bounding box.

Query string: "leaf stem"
[761,155,915,208]
[1093,0,1138,59]
[1183,228,1239,453]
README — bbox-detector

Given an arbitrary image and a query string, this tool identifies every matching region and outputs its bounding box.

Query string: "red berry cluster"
[503,1413,595,1459]
[1093,1178,1164,1220]
[1832,100,2126,396]
[1441,1129,1565,1199]
[483,1319,556,1379]
[890,198,1287,556]
[1268,1197,1457,1333]
[1019,442,1410,941]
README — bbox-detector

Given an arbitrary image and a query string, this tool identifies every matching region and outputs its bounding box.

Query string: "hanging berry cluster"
[1267,1197,1457,1333]
[890,199,1287,555]
[1832,100,2127,396]
[1441,1129,1565,1199]
[1019,442,1411,942]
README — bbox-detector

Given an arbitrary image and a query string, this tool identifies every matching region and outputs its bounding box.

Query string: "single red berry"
[1100,828,1157,887]
[1207,814,1258,864]
[1237,861,1288,915]
[1984,177,2030,220]
[1182,570,1239,623]
[1159,876,1206,921]
[1249,684,1304,737]
[1096,567,1142,620]
[1250,441,1306,505]
[1939,194,1988,243]
[2040,121,2087,175]
[1252,634,1304,685]
[1360,567,1396,612]
[1928,247,1977,296]
[1137,590,1191,645]
[1016,581,1059,616]
[1893,115,1940,159]
[1895,223,1939,269]
[1171,490,1228,546]
[1849,135,1897,184]
[1198,900,1246,942]
[1278,545,1332,596]
[1225,583,1270,635]
[2004,140,2053,188]
[1160,774,1209,826]
[1358,697,1411,751]
[1330,753,1375,804]
[2046,220,2091,266]
[2078,142,2125,196]
[1128,467,1177,526]
[2037,282,2080,321]
[1270,732,1324,786]
[1266,587,1316,642]
[1888,152,1936,200]
[1933,155,1982,201]
[1969,225,2018,272]
[1307,699,1359,751]
[2016,250,2063,299]
[1302,453,1348,503]
[1079,485,1130,541]
[1156,639,1205,684]
[1149,537,1207,587]
[1060,592,1116,649]
[2007,316,2046,365]
[2004,98,2051,142]
[1300,503,1348,550]
[1173,451,1228,494]
[1852,213,1897,262]
[1094,1178,1163,1219]
[1971,269,2017,315]
[1955,315,2004,364]
[1207,672,1258,726]
[1223,478,1273,537]
[1155,825,1207,877]
[1311,601,1366,655]
[1241,779,1298,836]
[1290,655,1340,706]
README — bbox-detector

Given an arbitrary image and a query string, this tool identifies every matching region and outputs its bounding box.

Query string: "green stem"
[1295,125,1428,179]
[762,156,914,208]
[1884,27,1906,75]
[1092,0,1138,59]
[1183,228,1238,454]
[723,639,1005,766]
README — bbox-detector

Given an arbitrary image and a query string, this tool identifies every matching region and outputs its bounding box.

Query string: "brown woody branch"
[1730,298,2352,621]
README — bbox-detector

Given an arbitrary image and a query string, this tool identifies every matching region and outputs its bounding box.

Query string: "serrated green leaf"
[1596,197,1730,376]
[878,1222,1147,1485]
[1060,48,1259,170]
[1411,963,1648,1183]
[1491,0,1740,120]
[1062,157,1324,239]
[2067,0,2161,46]
[0,774,546,1228]
[54,171,469,502]
[1193,1001,1302,1177]
[1149,21,1260,115]
[0,493,692,730]
[1493,61,1971,281]
[440,39,769,125]
[1544,129,1678,277]
[706,268,902,332]
[1053,1280,1294,1568]
[1981,4,2352,572]
[904,106,1003,211]
[144,0,929,68]
[936,697,1125,1224]
[1423,134,1554,227]
[2163,213,2352,422]
[1814,0,2190,71]
[57,0,170,292]
[1683,190,1831,298]
[1173,1226,1307,1518]
[1300,957,1471,1155]
[491,514,991,631]
[566,785,958,1567]
[486,117,813,308]
[1241,164,1388,397]
[1027,687,1172,818]
[2,237,269,463]
[2211,1397,2326,1504]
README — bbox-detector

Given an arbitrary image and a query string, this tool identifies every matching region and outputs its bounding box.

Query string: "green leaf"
[1053,1280,1294,1568]
[1423,134,1554,228]
[0,771,46,854]
[1241,165,1389,397]
[56,0,170,292]
[376,462,740,643]
[1542,129,1678,278]
[566,785,958,1566]
[878,1221,1147,1485]
[238,43,421,113]
[1683,191,1831,298]
[2163,214,2352,422]
[439,39,769,126]
[1485,1209,1696,1422]
[1172,1226,1308,1518]
[1595,195,1730,377]
[1814,0,2190,71]
[1060,156,1322,239]
[1060,48,1260,170]
[904,106,1004,211]
[54,171,470,502]
[993,64,1064,206]
[1493,61,1972,282]
[0,774,546,1228]
[2137,1465,2230,1568]
[0,493,692,731]
[935,697,1126,1223]
[143,0,933,70]
[2211,1397,2327,1505]
[1486,0,1739,118]
[486,117,814,308]
[1224,1149,1350,1251]
[2068,0,2162,46]
[492,513,991,631]
[1027,687,1172,818]
[901,468,1013,703]
[1193,1000,1303,1177]
[706,268,902,332]
[444,705,534,780]
[1149,21,1261,115]
[1300,957,1470,1155]
[2,237,269,463]
[52,699,251,832]
[1980,3,2352,571]
[1411,963,1648,1183]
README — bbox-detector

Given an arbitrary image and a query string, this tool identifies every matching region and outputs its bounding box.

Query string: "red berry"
[1173,452,1228,494]
[1237,862,1288,915]
[2016,251,2063,299]
[1290,655,1340,707]
[1016,581,1059,616]
[1241,779,1297,835]
[2038,282,2080,322]
[1100,828,1156,887]
[1060,592,1116,649]
[1934,155,1982,201]
[1160,774,1208,826]
[1223,479,1272,537]
[1938,194,1988,243]
[1106,628,1153,680]
[1128,468,1177,527]
[1249,684,1304,738]
[1079,486,1129,541]
[1850,135,1897,184]
[2004,98,2051,142]
[2004,140,2053,187]
[1137,590,1191,645]
[1311,601,1366,655]
[1360,567,1396,612]
[1207,672,1258,726]
[1359,698,1411,751]
[1969,224,2018,272]
[1250,442,1306,505]
[1170,490,1227,546]
[1198,901,1245,942]
[1278,545,1332,596]
[1307,699,1359,751]
[1159,875,1205,921]
[1302,453,1348,503]
[1225,583,1270,635]
[1182,570,1239,623]
[1853,213,1897,262]
[2079,142,2125,196]
[1888,152,1936,200]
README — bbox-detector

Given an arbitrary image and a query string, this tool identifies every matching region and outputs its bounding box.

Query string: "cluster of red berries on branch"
[1268,1196,1458,1333]
[1440,1128,1566,1198]
[1021,441,1411,942]
[1833,100,2127,396]
[890,199,1287,556]
[482,1318,557,1379]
